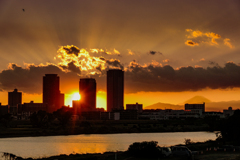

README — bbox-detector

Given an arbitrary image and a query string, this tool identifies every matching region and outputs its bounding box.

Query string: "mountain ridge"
[144,96,240,111]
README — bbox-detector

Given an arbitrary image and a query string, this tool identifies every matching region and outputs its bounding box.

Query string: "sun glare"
[72,92,81,101]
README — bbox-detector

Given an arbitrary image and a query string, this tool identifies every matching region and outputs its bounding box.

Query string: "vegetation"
[220,109,240,145]
[127,141,162,158]
[0,113,13,127]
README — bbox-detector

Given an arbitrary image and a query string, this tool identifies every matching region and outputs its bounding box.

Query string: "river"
[0,132,216,158]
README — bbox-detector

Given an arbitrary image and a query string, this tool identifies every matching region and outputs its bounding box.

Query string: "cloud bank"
[124,61,240,93]
[1,45,240,94]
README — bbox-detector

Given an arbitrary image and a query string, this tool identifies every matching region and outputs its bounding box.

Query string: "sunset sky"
[0,0,240,110]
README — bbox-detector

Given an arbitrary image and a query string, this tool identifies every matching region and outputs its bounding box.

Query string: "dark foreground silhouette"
[0,107,224,138]
[3,140,240,160]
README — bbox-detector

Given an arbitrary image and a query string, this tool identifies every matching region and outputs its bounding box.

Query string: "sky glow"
[0,0,240,110]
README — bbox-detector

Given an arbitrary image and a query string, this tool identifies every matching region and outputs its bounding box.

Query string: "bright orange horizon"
[0,88,239,112]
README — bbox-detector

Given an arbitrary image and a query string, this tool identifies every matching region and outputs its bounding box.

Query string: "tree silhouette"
[127,141,162,158]
[0,113,13,127]
[30,110,51,127]
[220,109,240,144]
[53,107,73,128]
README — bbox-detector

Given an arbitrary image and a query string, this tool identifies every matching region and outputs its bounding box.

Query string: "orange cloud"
[57,46,106,75]
[127,49,135,55]
[56,45,125,76]
[150,60,162,67]
[90,48,120,55]
[163,59,169,63]
[224,38,234,49]
[195,65,202,68]
[199,58,205,62]
[205,32,221,45]
[113,48,120,55]
[191,30,203,38]
[185,29,233,47]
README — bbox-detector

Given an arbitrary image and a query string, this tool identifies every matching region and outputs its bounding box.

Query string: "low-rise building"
[203,112,225,118]
[0,103,9,116]
[18,101,48,119]
[223,107,235,118]
[126,103,143,113]
[139,109,200,120]
[185,103,205,116]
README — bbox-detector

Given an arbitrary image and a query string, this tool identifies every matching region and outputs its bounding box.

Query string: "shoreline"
[2,140,240,160]
[0,131,217,159]
[0,130,216,139]
[0,119,218,138]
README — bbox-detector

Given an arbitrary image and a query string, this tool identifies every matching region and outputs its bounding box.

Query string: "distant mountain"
[184,96,240,111]
[144,97,240,112]
[144,102,184,110]
[184,96,211,104]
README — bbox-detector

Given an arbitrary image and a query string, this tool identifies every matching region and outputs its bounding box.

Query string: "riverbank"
[28,152,240,160]
[0,133,236,160]
[3,148,240,160]
[0,119,219,138]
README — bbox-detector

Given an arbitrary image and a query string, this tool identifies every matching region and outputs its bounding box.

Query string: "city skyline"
[0,1,240,111]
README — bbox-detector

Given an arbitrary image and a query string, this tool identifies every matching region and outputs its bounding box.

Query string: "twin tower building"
[43,69,124,112]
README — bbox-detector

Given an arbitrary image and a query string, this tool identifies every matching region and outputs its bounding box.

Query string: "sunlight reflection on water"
[0,132,216,158]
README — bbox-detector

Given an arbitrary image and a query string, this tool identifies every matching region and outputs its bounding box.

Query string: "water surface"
[0,132,216,158]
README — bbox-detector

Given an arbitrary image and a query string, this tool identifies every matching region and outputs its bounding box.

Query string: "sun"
[72,92,81,101]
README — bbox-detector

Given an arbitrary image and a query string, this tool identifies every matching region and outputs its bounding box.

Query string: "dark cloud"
[209,61,215,65]
[98,57,124,70]
[188,41,194,45]
[149,51,162,55]
[185,40,199,46]
[0,63,79,94]
[99,57,105,61]
[96,65,102,72]
[124,62,240,93]
[59,61,81,74]
[208,61,219,66]
[62,45,80,56]
[67,61,81,74]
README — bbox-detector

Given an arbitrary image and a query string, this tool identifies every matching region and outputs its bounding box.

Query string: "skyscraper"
[107,69,124,112]
[79,78,96,111]
[43,74,63,112]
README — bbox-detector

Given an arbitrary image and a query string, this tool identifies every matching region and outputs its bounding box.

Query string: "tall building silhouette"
[43,74,64,112]
[79,78,96,111]
[107,69,124,112]
[8,88,22,115]
[59,93,65,108]
[8,88,22,106]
